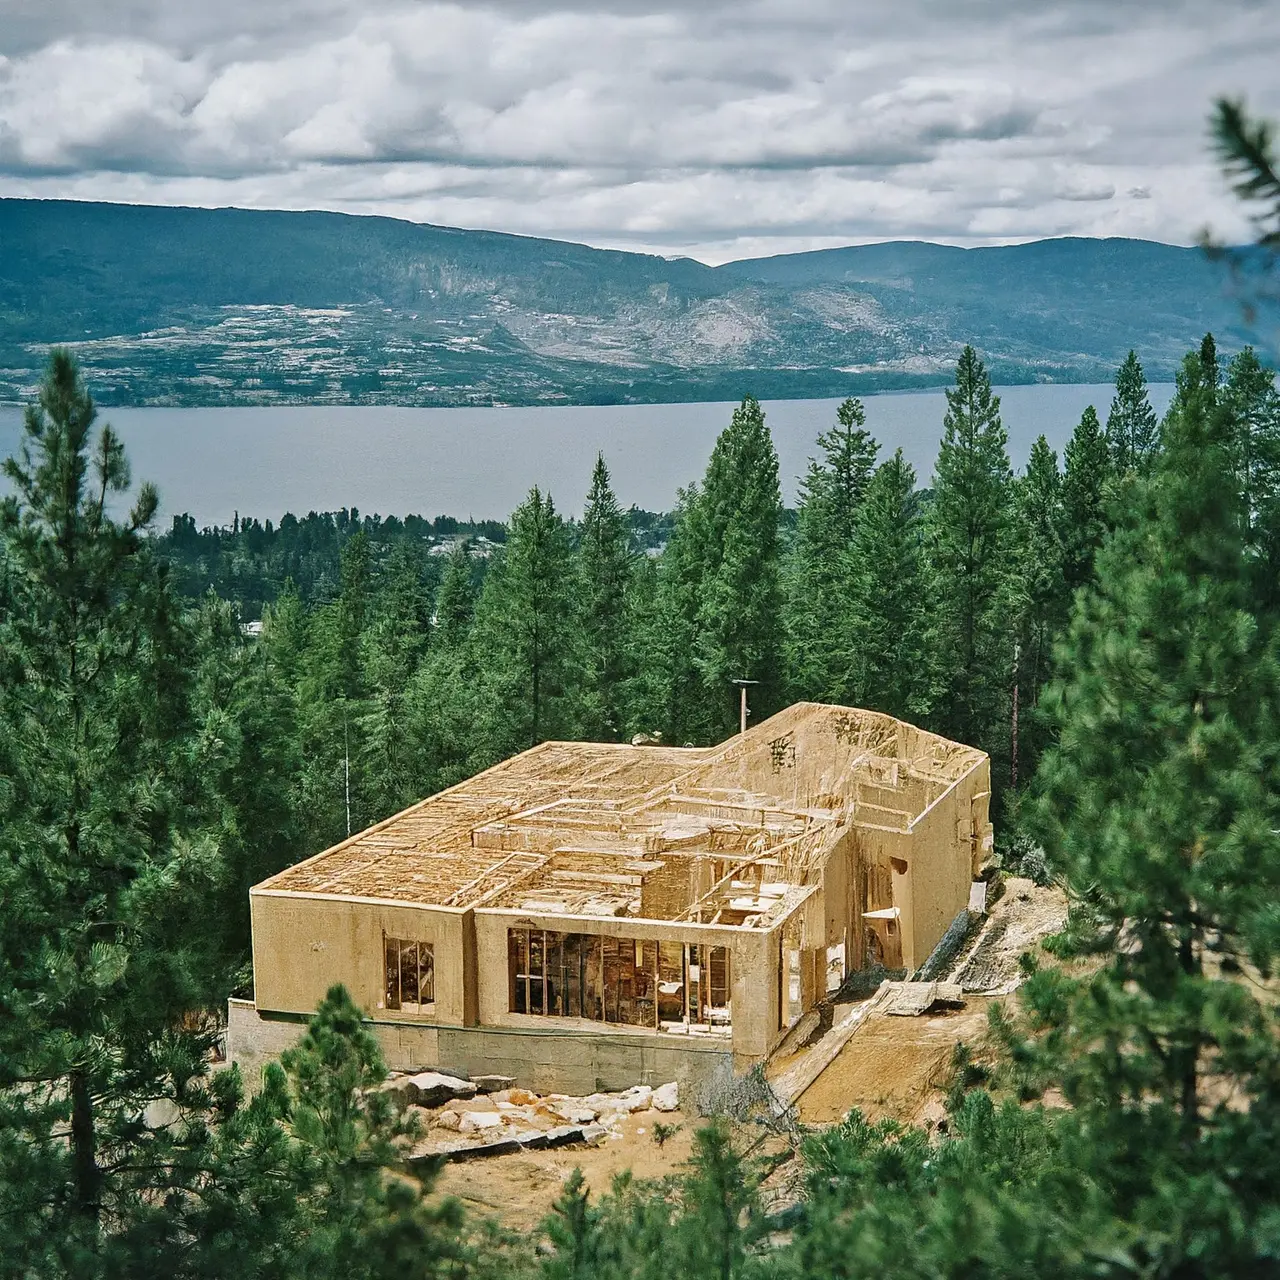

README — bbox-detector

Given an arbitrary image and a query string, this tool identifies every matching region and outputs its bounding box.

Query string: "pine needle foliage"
[785,397,878,702]
[1029,338,1280,1147]
[577,454,635,741]
[924,345,1014,758]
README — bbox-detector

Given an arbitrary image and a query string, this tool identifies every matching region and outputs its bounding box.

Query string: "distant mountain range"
[0,198,1253,407]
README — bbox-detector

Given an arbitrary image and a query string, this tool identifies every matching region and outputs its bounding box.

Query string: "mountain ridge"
[0,198,1250,407]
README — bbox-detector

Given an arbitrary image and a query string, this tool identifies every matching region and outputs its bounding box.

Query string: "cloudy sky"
[1,0,1277,263]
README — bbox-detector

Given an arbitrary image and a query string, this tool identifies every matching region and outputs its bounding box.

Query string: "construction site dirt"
[423,875,1068,1232]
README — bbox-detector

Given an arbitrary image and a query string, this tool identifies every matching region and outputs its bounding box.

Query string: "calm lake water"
[0,383,1174,526]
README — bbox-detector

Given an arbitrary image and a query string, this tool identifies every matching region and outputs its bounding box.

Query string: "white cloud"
[0,0,1276,259]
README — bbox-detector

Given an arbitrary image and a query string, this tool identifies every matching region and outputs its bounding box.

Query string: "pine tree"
[295,603,366,845]
[619,552,665,741]
[540,1168,602,1279]
[1223,347,1280,540]
[473,487,577,757]
[360,547,433,822]
[695,396,784,737]
[925,346,1014,756]
[190,592,304,965]
[648,485,711,745]
[577,454,635,741]
[373,542,432,667]
[1060,404,1112,595]
[786,397,878,700]
[1105,350,1160,472]
[843,449,926,719]
[277,986,466,1280]
[1007,436,1066,789]
[674,1122,762,1280]
[433,539,477,650]
[0,351,235,1263]
[338,529,371,700]
[1030,343,1280,1148]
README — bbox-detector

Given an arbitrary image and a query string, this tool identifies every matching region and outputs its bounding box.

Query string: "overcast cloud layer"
[1,0,1277,262]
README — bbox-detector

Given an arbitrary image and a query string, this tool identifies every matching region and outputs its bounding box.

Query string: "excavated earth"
[422,877,1068,1230]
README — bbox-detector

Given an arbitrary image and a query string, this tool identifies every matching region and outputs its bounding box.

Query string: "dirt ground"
[431,1105,697,1231]
[791,997,995,1124]
[429,877,1069,1230]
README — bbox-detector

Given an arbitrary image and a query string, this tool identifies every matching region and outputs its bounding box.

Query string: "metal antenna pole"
[730,678,759,737]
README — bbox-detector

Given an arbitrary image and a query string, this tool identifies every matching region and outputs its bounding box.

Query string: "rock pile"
[386,1073,682,1164]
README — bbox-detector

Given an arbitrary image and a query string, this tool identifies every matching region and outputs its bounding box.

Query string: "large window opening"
[384,936,435,1013]
[507,928,731,1034]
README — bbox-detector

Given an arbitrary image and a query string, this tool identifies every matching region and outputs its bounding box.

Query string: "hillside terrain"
[0,198,1250,406]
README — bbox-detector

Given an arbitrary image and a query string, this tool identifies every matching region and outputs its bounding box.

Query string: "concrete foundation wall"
[437,1024,734,1098]
[227,998,733,1100]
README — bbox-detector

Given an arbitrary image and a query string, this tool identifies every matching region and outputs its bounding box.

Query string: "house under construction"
[229,703,992,1095]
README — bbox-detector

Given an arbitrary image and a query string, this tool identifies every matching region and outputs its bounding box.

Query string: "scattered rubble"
[381,1070,476,1109]
[385,1074,684,1164]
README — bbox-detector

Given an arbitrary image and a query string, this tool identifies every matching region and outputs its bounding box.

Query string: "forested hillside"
[0,197,1251,407]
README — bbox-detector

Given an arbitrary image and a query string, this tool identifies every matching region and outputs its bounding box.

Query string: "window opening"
[383,935,434,1012]
[507,928,730,1034]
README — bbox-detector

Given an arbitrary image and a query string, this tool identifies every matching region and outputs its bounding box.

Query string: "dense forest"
[3,98,1280,1279]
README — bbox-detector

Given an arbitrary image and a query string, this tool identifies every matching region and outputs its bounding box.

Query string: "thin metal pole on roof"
[731,678,759,736]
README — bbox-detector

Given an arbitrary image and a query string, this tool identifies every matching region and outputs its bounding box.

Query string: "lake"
[0,383,1174,527]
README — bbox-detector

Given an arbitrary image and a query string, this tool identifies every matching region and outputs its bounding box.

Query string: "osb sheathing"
[248,702,992,1072]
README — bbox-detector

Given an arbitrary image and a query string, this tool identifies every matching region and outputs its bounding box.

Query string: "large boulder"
[652,1081,679,1112]
[403,1071,477,1108]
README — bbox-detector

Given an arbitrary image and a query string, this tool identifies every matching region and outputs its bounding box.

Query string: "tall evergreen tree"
[1007,436,1066,789]
[1105,350,1160,472]
[0,352,233,1263]
[359,547,434,823]
[276,985,466,1280]
[433,539,477,650]
[473,487,578,757]
[695,395,784,736]
[843,449,927,719]
[1031,342,1280,1153]
[619,552,664,741]
[645,485,708,745]
[1223,347,1280,539]
[337,529,371,700]
[786,397,878,701]
[924,346,1014,757]
[190,592,304,964]
[577,454,635,741]
[1060,404,1113,596]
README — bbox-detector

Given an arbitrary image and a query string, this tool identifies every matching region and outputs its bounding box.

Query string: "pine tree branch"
[1212,98,1280,242]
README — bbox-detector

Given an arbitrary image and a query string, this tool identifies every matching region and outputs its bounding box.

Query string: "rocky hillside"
[0,198,1249,406]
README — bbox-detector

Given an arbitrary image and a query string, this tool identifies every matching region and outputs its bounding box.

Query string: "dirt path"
[792,998,994,1124]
